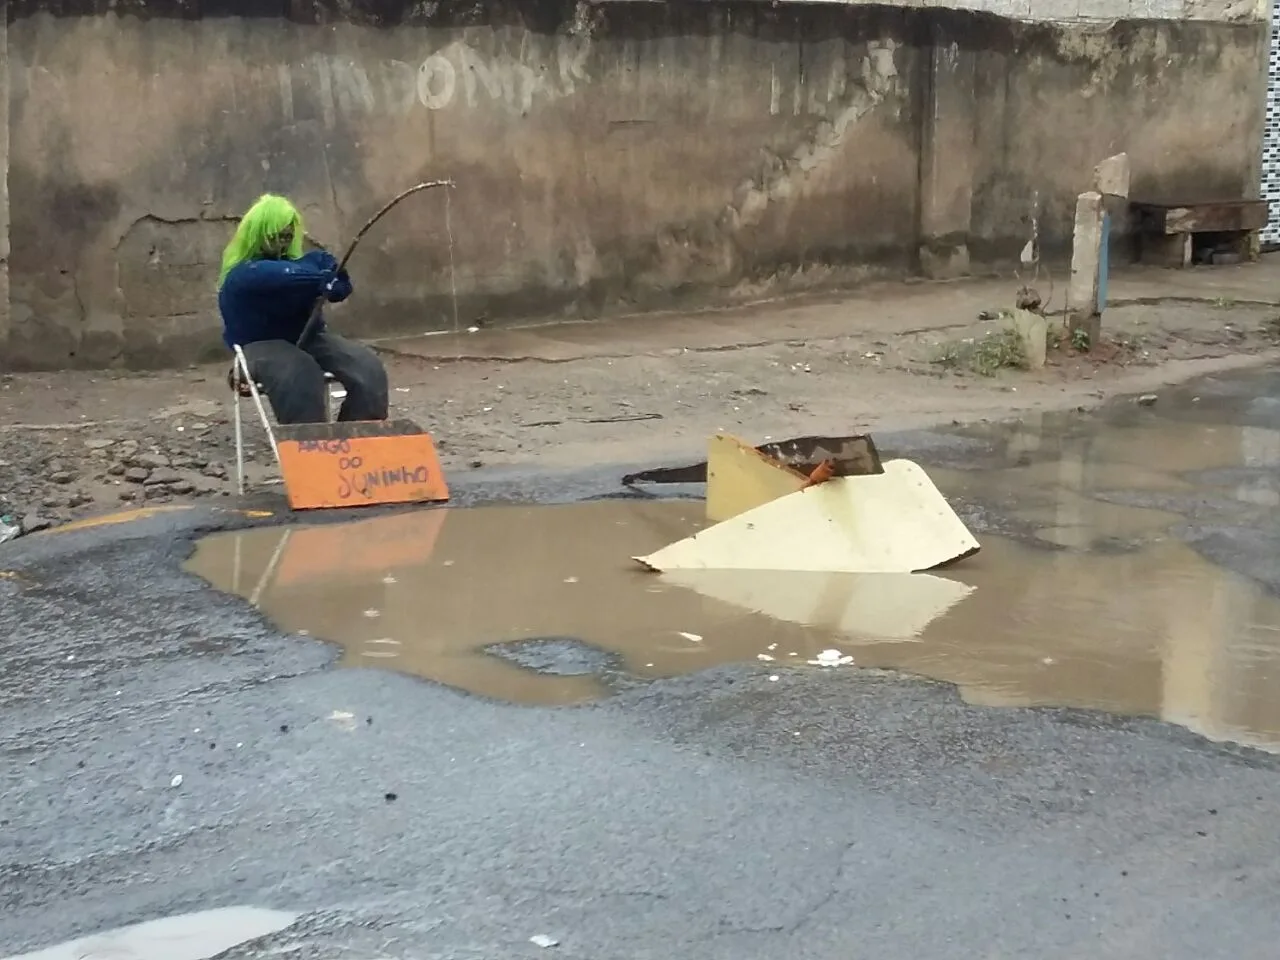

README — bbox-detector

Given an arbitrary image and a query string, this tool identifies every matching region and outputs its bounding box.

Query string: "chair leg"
[234,388,245,496]
[325,376,345,422]
[234,345,281,467]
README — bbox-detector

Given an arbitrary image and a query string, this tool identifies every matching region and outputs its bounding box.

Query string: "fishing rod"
[296,179,455,348]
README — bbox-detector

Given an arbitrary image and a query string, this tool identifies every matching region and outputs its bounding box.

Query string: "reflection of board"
[275,419,449,511]
[658,569,974,639]
[273,509,447,587]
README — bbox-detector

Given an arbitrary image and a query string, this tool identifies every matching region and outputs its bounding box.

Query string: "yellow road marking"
[31,506,274,537]
[37,506,195,535]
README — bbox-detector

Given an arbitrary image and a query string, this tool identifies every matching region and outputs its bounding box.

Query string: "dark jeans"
[241,331,389,424]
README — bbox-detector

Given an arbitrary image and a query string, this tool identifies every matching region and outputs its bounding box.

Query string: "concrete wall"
[0,1,1268,370]
[957,18,1266,264]
[0,10,9,356]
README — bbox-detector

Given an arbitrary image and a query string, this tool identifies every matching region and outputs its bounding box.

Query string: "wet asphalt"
[4,369,1280,959]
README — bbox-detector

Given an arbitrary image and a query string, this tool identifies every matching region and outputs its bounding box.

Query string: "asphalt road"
[3,369,1280,960]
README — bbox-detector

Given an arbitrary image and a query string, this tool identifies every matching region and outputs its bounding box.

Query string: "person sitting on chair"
[218,193,389,424]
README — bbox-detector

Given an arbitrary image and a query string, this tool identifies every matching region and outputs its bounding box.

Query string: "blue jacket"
[218,250,353,348]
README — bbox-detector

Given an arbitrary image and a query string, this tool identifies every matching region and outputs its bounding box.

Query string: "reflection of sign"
[273,509,447,587]
[275,419,450,511]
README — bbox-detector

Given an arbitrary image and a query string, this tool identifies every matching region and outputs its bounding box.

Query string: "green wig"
[218,194,306,288]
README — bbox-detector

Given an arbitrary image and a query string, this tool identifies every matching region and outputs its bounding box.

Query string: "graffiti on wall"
[282,35,592,123]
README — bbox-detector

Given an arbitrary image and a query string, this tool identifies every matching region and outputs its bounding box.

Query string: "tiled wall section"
[1263,0,1280,243]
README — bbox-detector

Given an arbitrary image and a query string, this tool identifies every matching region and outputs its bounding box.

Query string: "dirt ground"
[3,262,1279,532]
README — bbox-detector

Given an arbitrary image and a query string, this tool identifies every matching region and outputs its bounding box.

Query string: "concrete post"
[1066,190,1104,344]
[917,32,976,279]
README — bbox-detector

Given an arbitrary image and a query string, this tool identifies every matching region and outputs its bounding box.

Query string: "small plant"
[1070,327,1091,352]
[931,329,1028,377]
[1213,296,1236,309]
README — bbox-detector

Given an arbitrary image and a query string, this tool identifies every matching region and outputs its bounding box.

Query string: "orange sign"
[276,428,450,511]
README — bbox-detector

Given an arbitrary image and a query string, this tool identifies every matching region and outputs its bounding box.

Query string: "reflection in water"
[186,401,1280,751]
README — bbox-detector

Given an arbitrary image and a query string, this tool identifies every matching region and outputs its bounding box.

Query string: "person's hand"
[323,267,354,303]
[314,251,340,273]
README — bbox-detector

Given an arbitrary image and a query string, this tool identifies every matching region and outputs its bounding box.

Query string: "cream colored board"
[636,459,979,574]
[705,432,807,522]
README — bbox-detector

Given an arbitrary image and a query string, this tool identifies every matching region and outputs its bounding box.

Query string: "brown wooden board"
[622,434,883,487]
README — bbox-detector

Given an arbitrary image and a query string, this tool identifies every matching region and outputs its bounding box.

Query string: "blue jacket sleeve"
[234,251,344,299]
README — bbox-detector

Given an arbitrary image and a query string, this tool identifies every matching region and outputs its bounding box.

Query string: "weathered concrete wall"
[0,1,1268,370]
[951,18,1267,264]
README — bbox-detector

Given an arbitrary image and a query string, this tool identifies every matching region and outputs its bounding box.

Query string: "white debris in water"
[678,632,703,643]
[328,711,358,732]
[809,649,854,667]
[757,654,775,662]
[768,675,779,682]
[363,609,381,619]
[1041,657,1056,665]
[529,935,560,948]
[564,576,579,583]
[170,775,183,789]
[381,576,397,584]
[767,643,778,651]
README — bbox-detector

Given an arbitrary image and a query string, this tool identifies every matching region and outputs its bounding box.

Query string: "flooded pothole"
[185,377,1280,750]
[187,502,1280,750]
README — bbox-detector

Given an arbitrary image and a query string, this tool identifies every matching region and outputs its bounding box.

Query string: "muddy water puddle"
[187,392,1280,750]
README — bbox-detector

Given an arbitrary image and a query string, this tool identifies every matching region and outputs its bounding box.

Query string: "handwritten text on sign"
[277,434,450,511]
